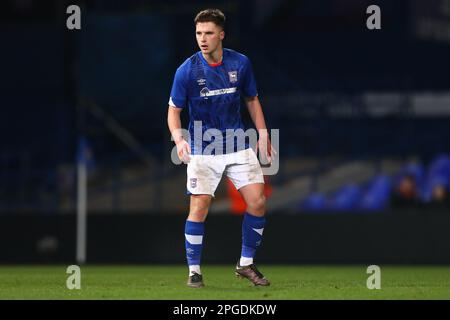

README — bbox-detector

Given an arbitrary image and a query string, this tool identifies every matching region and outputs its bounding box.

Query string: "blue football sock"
[241,212,266,264]
[185,220,205,269]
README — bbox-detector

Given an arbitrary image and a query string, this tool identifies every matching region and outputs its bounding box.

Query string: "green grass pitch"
[0,265,448,299]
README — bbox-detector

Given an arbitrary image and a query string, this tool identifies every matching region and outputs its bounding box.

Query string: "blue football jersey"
[169,48,258,154]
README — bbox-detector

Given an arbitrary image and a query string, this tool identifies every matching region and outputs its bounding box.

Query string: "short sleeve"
[241,57,258,98]
[169,66,188,108]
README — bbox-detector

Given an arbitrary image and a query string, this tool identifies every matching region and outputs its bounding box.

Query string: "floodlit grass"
[0,265,448,299]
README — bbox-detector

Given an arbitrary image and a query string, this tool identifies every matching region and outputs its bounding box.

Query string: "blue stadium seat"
[428,154,450,177]
[420,154,450,202]
[327,184,362,212]
[299,193,326,212]
[359,175,393,211]
[395,163,425,186]
[421,173,450,202]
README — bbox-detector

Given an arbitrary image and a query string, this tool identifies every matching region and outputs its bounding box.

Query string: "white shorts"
[186,148,264,197]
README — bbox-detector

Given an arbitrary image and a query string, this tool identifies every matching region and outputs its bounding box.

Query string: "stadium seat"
[395,163,425,186]
[359,175,393,211]
[420,154,450,202]
[421,173,450,202]
[327,184,362,212]
[427,154,450,177]
[299,192,326,212]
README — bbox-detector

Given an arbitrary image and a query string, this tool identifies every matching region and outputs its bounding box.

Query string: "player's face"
[195,22,224,55]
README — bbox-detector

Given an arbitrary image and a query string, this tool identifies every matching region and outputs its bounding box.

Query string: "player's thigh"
[226,149,264,191]
[226,149,265,214]
[187,155,224,197]
[238,183,266,213]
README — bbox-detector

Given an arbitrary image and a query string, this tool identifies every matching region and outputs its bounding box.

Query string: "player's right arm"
[167,63,191,163]
[168,105,191,163]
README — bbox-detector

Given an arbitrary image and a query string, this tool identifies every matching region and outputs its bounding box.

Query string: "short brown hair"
[194,8,226,30]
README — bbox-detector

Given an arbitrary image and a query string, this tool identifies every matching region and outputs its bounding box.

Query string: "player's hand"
[176,139,191,164]
[256,135,277,165]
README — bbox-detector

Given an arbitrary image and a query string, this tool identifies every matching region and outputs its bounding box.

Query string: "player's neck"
[202,47,223,66]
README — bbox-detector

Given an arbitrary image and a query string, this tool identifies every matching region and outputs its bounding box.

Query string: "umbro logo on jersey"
[197,78,206,86]
[200,87,237,98]
[228,71,238,83]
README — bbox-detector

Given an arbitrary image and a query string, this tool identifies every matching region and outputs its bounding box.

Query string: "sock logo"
[252,228,264,236]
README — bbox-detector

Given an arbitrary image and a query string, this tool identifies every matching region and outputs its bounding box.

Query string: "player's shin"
[240,212,266,266]
[185,220,205,275]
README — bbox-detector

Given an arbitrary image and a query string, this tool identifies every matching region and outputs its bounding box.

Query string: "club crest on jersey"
[228,71,238,83]
[190,178,197,188]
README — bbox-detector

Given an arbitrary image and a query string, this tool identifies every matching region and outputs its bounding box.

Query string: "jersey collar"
[199,49,227,68]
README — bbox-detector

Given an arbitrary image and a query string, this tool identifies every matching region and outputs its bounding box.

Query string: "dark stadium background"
[1,0,449,266]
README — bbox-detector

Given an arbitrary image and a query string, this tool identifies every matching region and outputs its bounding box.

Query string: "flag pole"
[76,136,87,265]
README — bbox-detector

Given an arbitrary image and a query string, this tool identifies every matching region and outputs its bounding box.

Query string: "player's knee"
[190,203,209,214]
[189,195,211,221]
[247,194,266,214]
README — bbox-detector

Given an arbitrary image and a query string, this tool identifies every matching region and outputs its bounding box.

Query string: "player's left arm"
[245,96,267,134]
[245,96,275,163]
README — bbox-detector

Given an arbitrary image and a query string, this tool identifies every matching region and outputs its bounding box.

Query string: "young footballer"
[167,8,274,287]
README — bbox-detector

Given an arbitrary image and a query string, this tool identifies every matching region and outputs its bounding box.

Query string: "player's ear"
[220,30,225,40]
